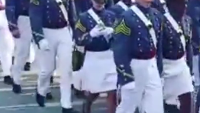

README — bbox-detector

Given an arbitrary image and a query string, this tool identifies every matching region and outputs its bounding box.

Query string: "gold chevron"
[114,19,131,36]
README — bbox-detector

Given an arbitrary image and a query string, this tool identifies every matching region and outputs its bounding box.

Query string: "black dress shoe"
[62,108,79,113]
[36,92,45,107]
[24,62,31,71]
[164,103,180,113]
[3,76,13,85]
[46,92,53,100]
[12,83,22,94]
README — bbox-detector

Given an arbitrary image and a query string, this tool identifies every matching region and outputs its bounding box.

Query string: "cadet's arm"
[112,17,133,79]
[29,0,44,46]
[68,0,77,29]
[5,0,17,31]
[157,16,164,75]
[74,17,94,46]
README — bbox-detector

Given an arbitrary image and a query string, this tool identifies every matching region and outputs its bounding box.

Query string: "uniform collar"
[136,3,151,14]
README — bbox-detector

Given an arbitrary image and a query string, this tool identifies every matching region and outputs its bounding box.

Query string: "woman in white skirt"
[73,0,117,112]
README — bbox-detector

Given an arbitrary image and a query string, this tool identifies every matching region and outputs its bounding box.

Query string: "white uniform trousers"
[37,27,73,109]
[73,50,117,93]
[0,9,14,77]
[193,55,200,86]
[162,57,194,102]
[116,57,164,113]
[12,16,34,85]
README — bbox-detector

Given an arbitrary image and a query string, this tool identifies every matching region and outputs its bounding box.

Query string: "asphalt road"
[0,70,107,113]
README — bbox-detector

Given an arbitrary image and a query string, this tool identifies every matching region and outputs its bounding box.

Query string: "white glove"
[102,27,114,37]
[39,39,50,51]
[89,25,105,37]
[102,27,114,42]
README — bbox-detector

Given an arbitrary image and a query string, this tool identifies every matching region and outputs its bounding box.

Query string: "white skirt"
[162,57,194,100]
[73,50,117,93]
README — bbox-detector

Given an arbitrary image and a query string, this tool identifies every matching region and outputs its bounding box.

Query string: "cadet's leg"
[12,16,33,93]
[107,90,117,113]
[196,88,200,113]
[193,55,200,87]
[24,43,35,71]
[178,66,193,113]
[82,92,99,113]
[36,29,57,106]
[115,82,135,113]
[178,92,191,113]
[56,28,77,113]
[141,64,164,113]
[0,28,14,85]
[12,31,31,93]
[36,48,56,107]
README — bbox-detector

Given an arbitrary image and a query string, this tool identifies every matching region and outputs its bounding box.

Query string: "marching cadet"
[112,0,164,112]
[29,0,78,113]
[6,0,35,92]
[187,0,200,112]
[6,0,54,99]
[73,0,117,113]
[108,0,135,19]
[153,0,194,113]
[0,0,15,85]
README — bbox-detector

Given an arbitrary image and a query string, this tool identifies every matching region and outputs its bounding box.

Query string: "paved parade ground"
[0,69,107,113]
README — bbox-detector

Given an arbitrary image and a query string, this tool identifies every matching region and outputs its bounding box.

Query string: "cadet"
[5,0,36,91]
[0,0,14,85]
[29,0,78,113]
[108,0,135,19]
[187,0,200,112]
[6,0,36,71]
[73,0,117,113]
[153,0,194,113]
[112,0,164,112]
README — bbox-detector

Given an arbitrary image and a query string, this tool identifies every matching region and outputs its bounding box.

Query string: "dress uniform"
[0,0,14,85]
[153,0,194,113]
[29,0,77,113]
[6,0,36,93]
[187,0,200,113]
[112,1,164,113]
[73,0,117,113]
